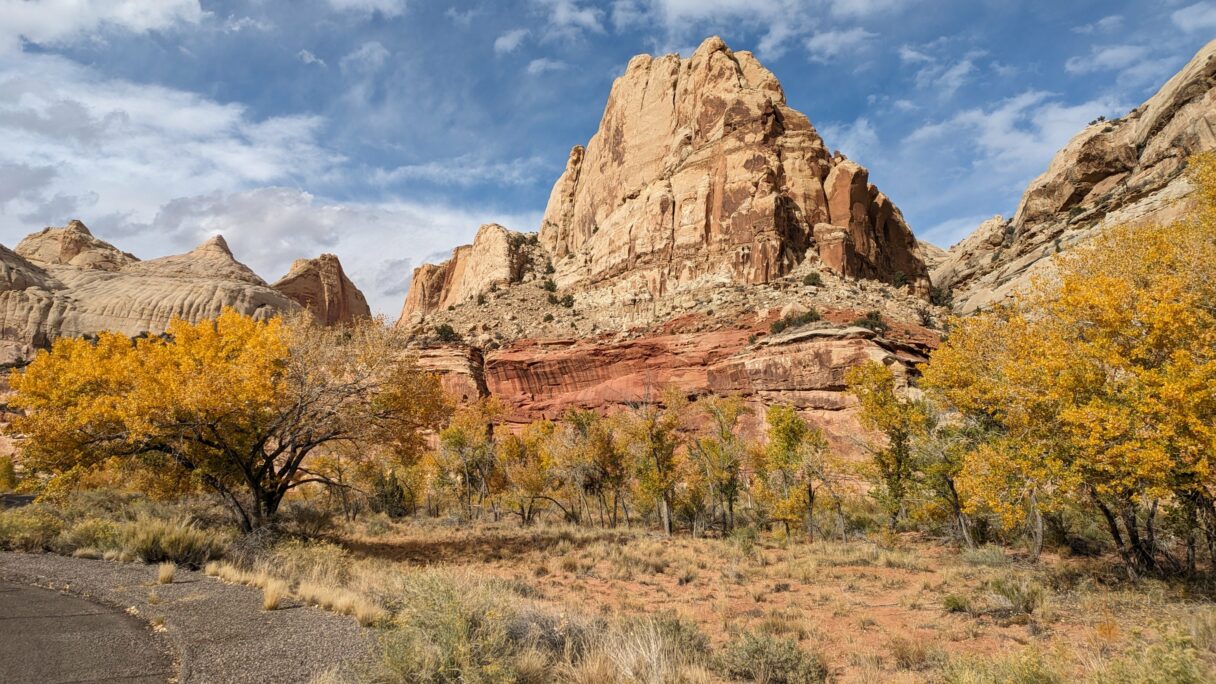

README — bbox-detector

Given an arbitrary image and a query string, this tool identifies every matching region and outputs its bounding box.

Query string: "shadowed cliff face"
[935,39,1216,314]
[399,36,930,325]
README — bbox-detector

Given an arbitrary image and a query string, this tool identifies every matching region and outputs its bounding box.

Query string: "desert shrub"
[542,278,557,292]
[930,285,953,307]
[119,516,227,567]
[476,293,486,306]
[770,309,821,334]
[887,635,943,670]
[850,310,888,334]
[560,294,575,308]
[1089,635,1210,684]
[542,313,554,323]
[435,324,462,343]
[280,502,335,538]
[58,517,122,553]
[716,631,827,683]
[961,545,1010,567]
[0,508,63,551]
[986,576,1045,616]
[942,594,971,613]
[938,647,1063,683]
[802,272,823,287]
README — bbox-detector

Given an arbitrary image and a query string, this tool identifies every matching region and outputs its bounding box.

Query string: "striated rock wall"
[935,39,1216,313]
[416,315,935,456]
[272,253,371,325]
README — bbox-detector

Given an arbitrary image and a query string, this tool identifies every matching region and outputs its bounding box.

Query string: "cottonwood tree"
[620,388,686,536]
[846,361,929,531]
[10,310,450,532]
[752,405,833,541]
[922,153,1216,577]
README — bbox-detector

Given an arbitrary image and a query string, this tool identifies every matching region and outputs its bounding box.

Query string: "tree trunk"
[1027,490,1043,560]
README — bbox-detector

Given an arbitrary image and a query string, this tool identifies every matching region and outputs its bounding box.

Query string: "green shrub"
[119,517,227,568]
[943,594,971,613]
[770,309,822,334]
[802,272,823,287]
[542,278,557,292]
[435,324,462,343]
[716,631,827,683]
[0,508,63,551]
[559,294,574,308]
[851,310,889,334]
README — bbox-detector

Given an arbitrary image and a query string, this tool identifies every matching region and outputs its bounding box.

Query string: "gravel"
[0,551,377,683]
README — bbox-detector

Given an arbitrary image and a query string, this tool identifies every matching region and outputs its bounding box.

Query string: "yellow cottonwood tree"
[923,153,1216,576]
[11,310,449,531]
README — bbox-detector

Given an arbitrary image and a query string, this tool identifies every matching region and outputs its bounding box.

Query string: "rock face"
[935,39,1216,313]
[0,220,372,363]
[272,253,371,325]
[400,37,930,323]
[417,313,935,454]
[399,224,532,319]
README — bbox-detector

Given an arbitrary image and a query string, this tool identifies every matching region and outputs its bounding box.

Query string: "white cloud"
[820,117,879,162]
[1064,44,1149,74]
[827,0,916,18]
[297,49,326,67]
[898,45,933,64]
[1172,2,1216,32]
[325,0,407,18]
[494,28,530,54]
[340,42,390,74]
[222,16,274,33]
[907,90,1126,172]
[446,7,481,27]
[1073,14,1123,35]
[805,27,875,62]
[0,0,202,53]
[526,57,568,75]
[0,52,548,316]
[372,155,549,187]
[532,0,604,41]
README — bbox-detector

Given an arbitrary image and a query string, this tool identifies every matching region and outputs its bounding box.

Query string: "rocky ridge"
[934,39,1216,313]
[0,220,369,362]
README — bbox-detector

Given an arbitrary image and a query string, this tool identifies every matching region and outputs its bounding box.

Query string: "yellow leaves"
[925,152,1216,514]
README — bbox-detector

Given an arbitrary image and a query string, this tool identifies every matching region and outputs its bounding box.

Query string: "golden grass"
[262,579,287,611]
[157,562,176,584]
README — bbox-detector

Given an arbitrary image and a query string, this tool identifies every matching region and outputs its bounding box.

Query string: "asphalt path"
[0,579,173,683]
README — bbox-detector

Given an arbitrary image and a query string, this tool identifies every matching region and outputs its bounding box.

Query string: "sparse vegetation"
[850,309,889,333]
[770,308,821,334]
[802,272,823,287]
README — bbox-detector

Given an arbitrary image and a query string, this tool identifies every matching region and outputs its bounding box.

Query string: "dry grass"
[262,579,287,611]
[157,562,176,584]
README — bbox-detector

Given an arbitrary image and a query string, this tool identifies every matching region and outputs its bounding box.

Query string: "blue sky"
[1,0,1213,315]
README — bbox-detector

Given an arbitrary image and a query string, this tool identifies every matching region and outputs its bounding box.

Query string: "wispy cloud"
[1172,2,1216,32]
[805,27,875,63]
[526,57,568,74]
[495,28,530,54]
[297,49,326,67]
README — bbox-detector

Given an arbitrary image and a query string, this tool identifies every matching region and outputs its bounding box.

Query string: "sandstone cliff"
[273,253,372,325]
[935,39,1216,313]
[0,221,370,362]
[400,37,930,324]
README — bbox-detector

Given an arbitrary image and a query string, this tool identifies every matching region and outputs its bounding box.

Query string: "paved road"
[0,579,173,683]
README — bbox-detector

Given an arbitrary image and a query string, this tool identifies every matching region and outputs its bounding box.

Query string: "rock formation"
[397,37,945,455]
[399,224,534,319]
[0,220,371,363]
[400,37,930,324]
[935,39,1216,313]
[272,253,371,325]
